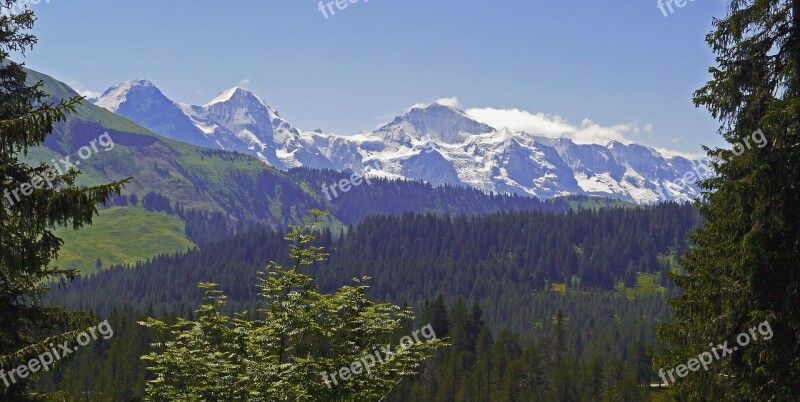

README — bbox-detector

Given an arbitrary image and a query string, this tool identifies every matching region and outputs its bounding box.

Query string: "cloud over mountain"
[465,107,640,145]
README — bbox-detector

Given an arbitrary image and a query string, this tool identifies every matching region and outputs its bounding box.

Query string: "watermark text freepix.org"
[654,129,768,200]
[318,0,369,19]
[321,323,437,389]
[3,131,115,207]
[2,0,51,17]
[657,0,697,17]
[321,160,381,201]
[0,320,114,388]
[658,320,773,386]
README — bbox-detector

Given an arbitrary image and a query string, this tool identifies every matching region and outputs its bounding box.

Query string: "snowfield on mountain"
[95,81,706,203]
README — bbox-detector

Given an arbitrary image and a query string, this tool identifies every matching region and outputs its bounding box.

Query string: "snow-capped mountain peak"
[94,81,705,204]
[494,127,517,144]
[377,102,496,144]
[206,86,266,108]
[94,80,217,149]
[95,79,158,113]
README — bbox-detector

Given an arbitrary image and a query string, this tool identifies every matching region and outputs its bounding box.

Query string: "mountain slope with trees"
[40,205,697,400]
[26,67,567,229]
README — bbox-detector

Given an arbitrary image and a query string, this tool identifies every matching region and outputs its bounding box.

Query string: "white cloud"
[407,96,460,112]
[237,77,252,86]
[464,108,571,136]
[398,101,698,159]
[434,97,459,107]
[77,89,101,99]
[573,119,638,145]
[465,107,637,145]
[653,147,706,159]
[68,81,101,99]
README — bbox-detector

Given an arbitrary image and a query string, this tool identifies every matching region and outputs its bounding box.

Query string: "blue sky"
[22,0,728,155]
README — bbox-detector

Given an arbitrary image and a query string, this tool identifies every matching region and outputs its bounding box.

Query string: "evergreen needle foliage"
[657,0,800,400]
[0,1,128,400]
[140,210,445,401]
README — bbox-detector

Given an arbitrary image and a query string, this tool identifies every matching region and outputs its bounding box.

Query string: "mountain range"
[94,80,706,204]
[28,69,571,233]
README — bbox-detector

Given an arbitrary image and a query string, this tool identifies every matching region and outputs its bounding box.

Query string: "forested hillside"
[49,203,699,322]
[40,204,699,400]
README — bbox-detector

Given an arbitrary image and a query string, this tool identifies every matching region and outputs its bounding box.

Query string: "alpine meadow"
[0,0,798,401]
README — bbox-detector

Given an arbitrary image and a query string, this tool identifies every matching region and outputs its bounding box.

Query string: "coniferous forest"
[36,203,697,400]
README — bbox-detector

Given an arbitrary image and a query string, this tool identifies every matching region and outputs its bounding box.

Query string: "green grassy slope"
[25,69,329,230]
[52,207,195,276]
[615,273,667,298]
[549,273,667,298]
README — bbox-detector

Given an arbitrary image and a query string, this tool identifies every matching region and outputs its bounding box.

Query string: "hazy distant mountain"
[96,82,705,203]
[94,80,217,149]
[376,102,495,144]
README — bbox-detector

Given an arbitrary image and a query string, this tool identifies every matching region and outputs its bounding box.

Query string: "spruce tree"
[0,2,126,399]
[657,0,800,400]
